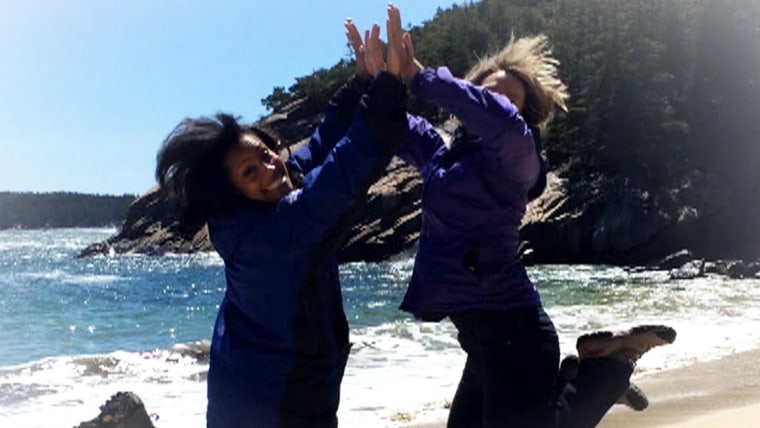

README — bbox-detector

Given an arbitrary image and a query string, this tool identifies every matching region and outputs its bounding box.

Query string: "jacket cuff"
[328,75,369,119]
[351,74,371,95]
[410,67,452,99]
[364,72,406,115]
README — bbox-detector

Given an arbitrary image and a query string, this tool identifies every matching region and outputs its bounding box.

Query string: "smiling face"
[224,133,293,203]
[480,70,527,114]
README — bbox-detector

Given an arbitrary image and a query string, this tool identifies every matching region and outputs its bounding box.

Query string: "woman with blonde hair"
[367,4,676,427]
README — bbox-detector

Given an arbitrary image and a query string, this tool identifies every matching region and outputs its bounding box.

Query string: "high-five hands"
[384,4,403,77]
[362,23,386,77]
[386,3,422,83]
[345,3,421,80]
[345,18,371,81]
[345,20,385,78]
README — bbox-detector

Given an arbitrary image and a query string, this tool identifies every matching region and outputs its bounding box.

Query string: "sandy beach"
[599,347,760,427]
[407,348,760,427]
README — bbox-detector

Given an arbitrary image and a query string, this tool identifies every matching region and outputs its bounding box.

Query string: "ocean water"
[2,228,760,427]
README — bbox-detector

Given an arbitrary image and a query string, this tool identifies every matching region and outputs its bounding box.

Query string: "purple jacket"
[398,67,542,320]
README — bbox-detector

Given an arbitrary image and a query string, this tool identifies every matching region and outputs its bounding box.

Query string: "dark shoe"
[75,391,155,428]
[558,354,580,382]
[559,353,649,411]
[576,325,676,366]
[617,382,649,411]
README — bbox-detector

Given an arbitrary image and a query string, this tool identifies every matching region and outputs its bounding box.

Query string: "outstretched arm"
[410,67,528,143]
[397,114,445,171]
[388,4,537,184]
[283,75,406,253]
[389,4,523,140]
[385,4,443,170]
[282,24,407,255]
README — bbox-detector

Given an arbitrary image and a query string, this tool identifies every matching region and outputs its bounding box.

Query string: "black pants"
[448,306,631,428]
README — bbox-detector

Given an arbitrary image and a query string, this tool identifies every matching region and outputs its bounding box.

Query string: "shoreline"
[406,348,760,427]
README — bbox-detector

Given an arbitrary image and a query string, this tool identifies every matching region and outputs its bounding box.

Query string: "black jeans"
[448,306,632,428]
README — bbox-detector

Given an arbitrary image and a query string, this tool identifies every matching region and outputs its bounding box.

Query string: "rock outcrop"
[520,170,760,265]
[80,95,760,267]
[78,158,423,262]
[79,96,426,262]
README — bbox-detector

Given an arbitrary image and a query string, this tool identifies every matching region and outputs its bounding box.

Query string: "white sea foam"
[0,240,41,251]
[0,346,208,427]
[3,228,760,427]
[3,299,760,428]
[0,228,115,252]
[341,321,462,426]
[18,270,124,286]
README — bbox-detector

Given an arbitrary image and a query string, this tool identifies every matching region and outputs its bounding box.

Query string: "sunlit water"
[2,229,759,427]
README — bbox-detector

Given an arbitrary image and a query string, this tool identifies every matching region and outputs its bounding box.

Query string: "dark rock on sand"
[75,391,154,428]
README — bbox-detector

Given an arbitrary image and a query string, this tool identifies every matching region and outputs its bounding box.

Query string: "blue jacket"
[398,67,542,320]
[205,73,406,427]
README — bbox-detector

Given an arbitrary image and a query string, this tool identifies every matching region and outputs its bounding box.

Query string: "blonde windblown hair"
[465,34,569,127]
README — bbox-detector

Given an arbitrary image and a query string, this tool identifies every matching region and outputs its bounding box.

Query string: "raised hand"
[385,4,403,77]
[387,4,422,82]
[362,23,386,77]
[345,18,370,81]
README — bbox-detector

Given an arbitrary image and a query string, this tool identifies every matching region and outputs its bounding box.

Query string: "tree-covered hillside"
[260,0,760,191]
[81,0,760,264]
[0,192,137,229]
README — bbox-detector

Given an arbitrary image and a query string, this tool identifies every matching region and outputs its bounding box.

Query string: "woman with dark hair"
[156,22,406,428]
[380,4,676,428]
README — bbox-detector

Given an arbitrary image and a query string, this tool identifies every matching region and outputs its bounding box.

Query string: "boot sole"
[577,325,677,359]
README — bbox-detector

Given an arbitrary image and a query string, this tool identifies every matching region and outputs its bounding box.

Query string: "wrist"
[402,61,423,86]
[356,72,371,84]
[401,61,424,86]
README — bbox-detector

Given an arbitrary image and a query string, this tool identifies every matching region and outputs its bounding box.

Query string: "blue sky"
[0,0,458,195]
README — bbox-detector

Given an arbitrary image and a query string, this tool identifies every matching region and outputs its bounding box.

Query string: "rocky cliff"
[80,97,760,268]
[520,170,760,267]
[78,97,425,263]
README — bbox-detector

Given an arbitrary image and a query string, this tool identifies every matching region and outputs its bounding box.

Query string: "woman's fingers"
[345,19,363,51]
[400,31,422,82]
[402,32,415,59]
[386,4,403,76]
[386,4,398,41]
[363,23,385,76]
[388,3,402,33]
[370,22,381,45]
[345,18,370,79]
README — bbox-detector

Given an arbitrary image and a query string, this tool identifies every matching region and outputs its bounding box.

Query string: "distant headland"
[0,191,137,229]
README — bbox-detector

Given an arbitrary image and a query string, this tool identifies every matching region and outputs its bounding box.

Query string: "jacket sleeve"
[396,113,445,171]
[278,72,407,255]
[286,76,370,175]
[410,66,539,186]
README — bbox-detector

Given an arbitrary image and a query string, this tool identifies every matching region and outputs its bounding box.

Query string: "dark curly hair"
[155,113,285,233]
